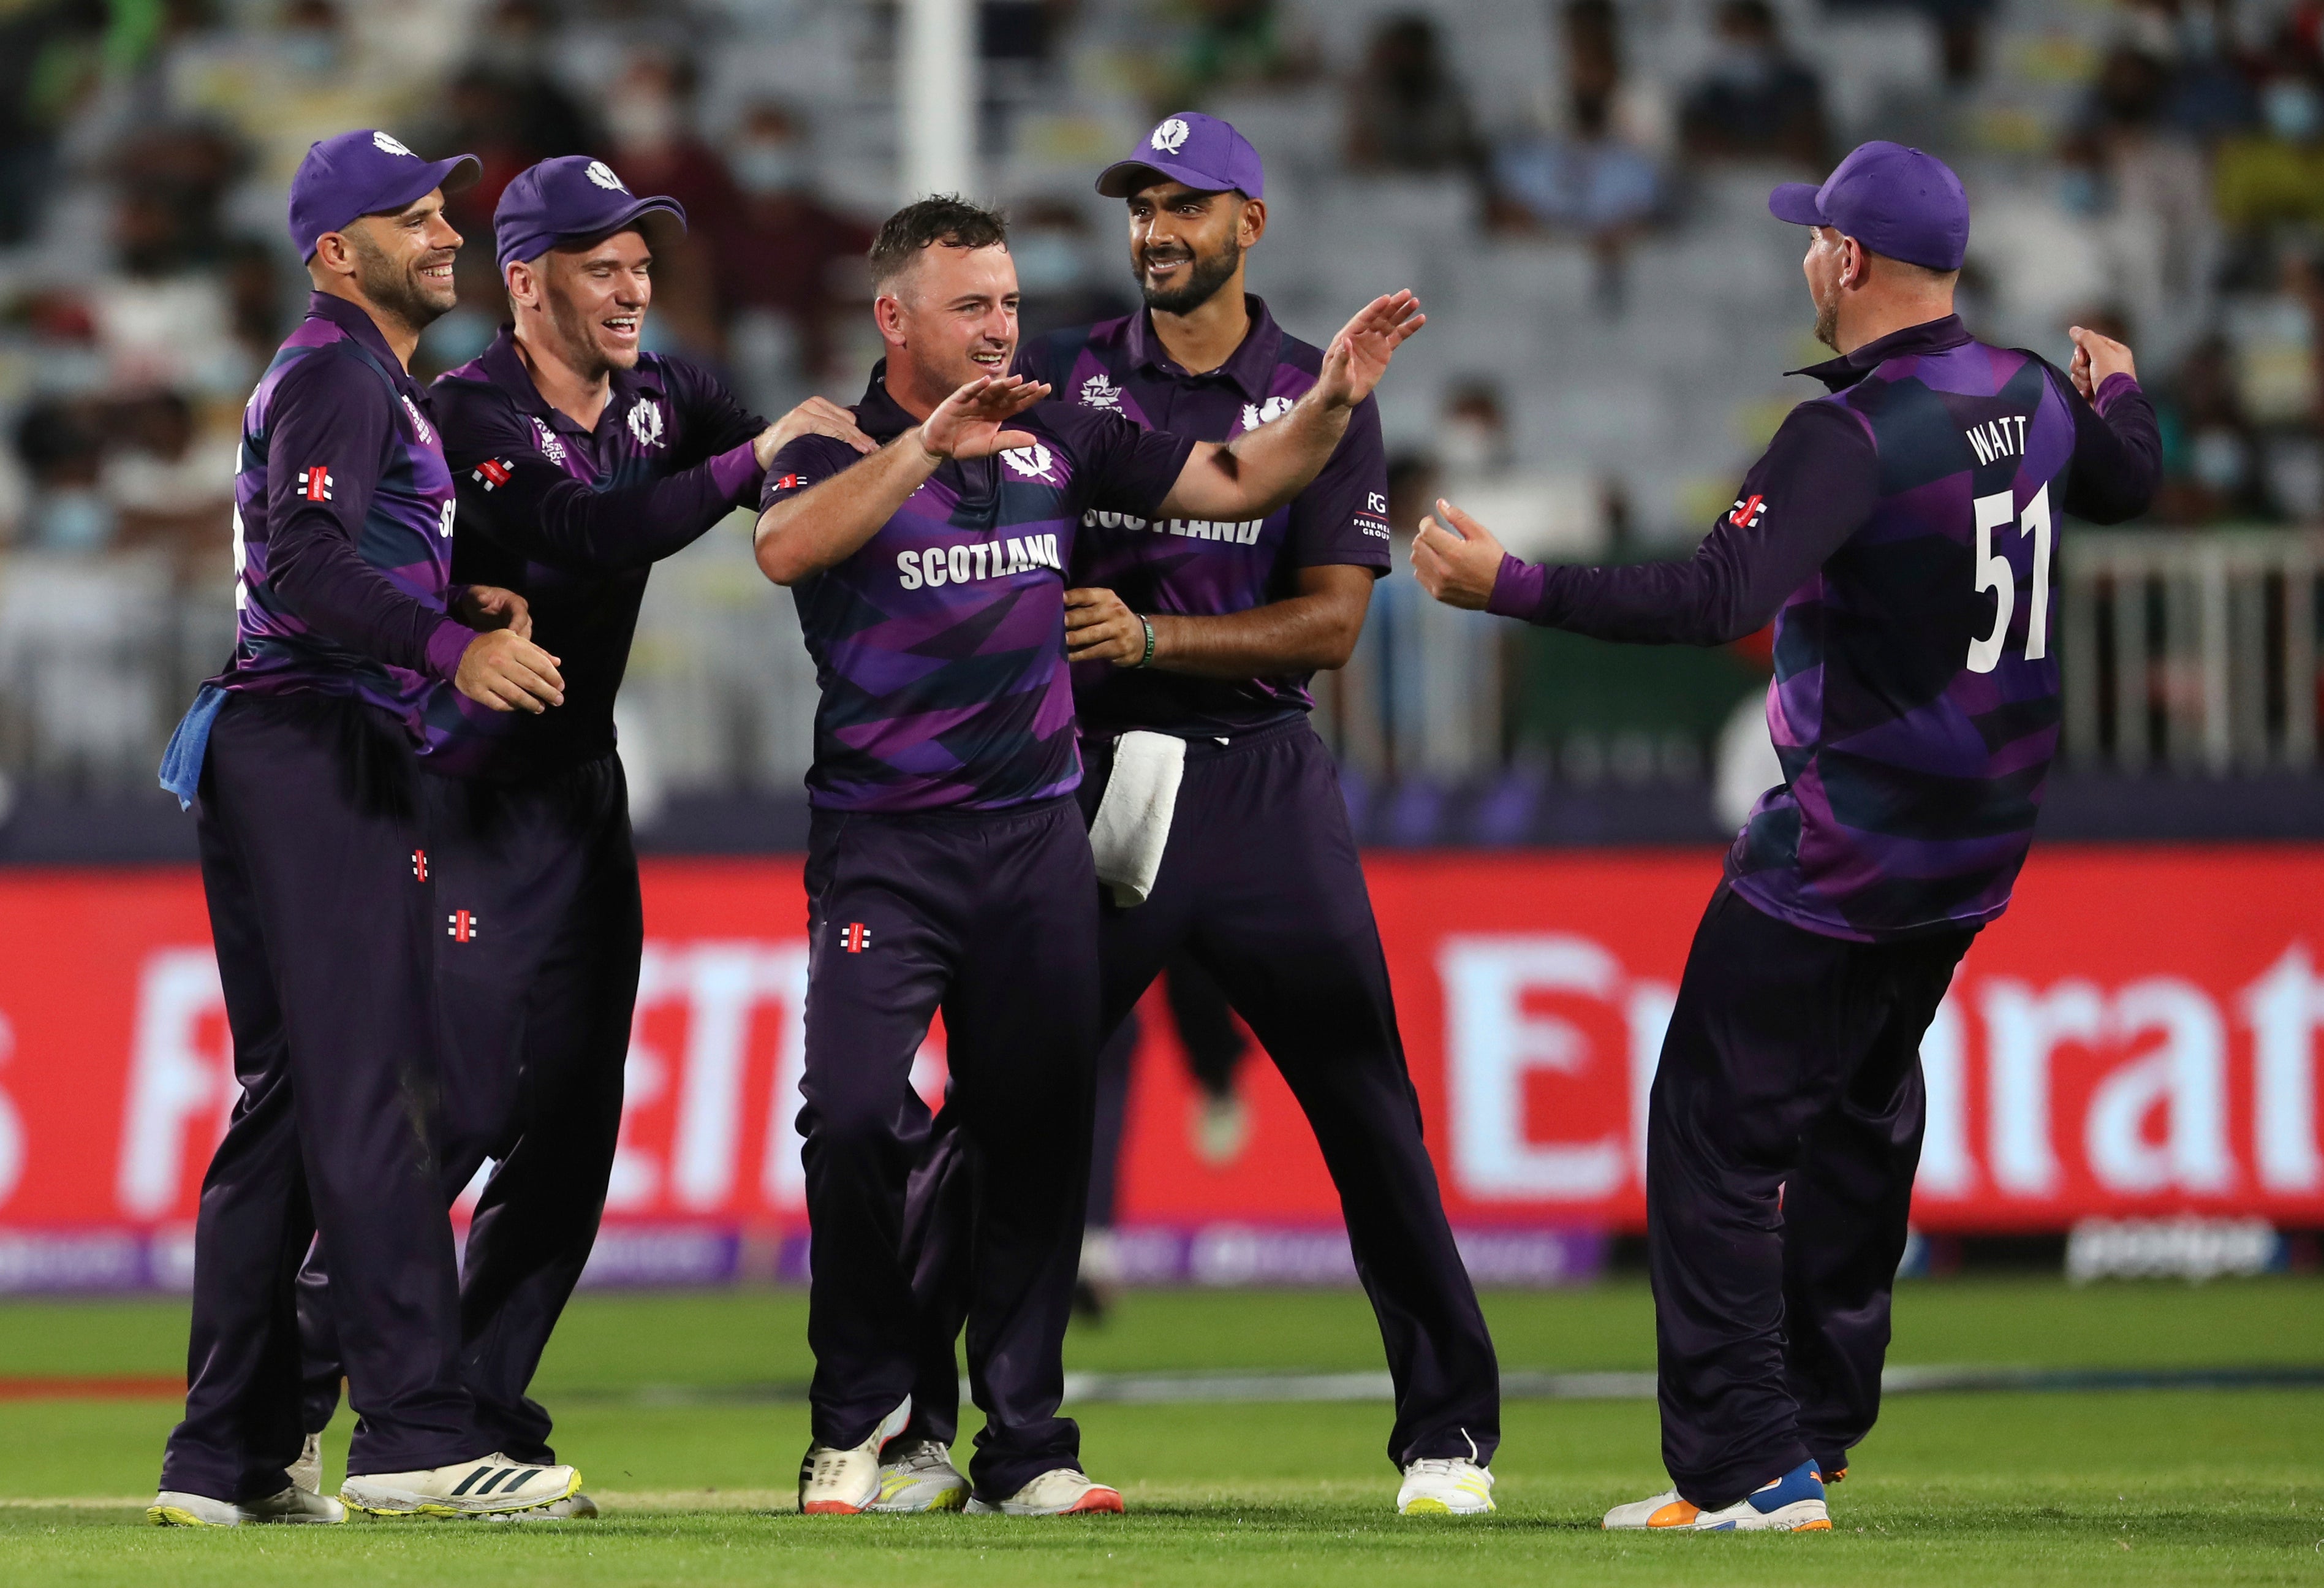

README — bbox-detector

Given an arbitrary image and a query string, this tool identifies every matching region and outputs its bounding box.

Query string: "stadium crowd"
[0,0,2317,807]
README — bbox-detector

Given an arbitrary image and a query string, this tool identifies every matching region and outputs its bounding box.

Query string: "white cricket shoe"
[964,1467,1124,1516]
[148,1486,346,1526]
[868,1439,969,1513]
[339,1454,581,1518]
[289,1432,324,1496]
[1396,1456,1496,1515]
[486,1491,600,1521]
[798,1396,913,1515]
[1602,1459,1830,1532]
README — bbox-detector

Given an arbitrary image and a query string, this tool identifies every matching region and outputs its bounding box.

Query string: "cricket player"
[900,113,1502,1519]
[286,155,871,1516]
[1412,142,2161,1531]
[754,196,1422,1516]
[150,129,580,1525]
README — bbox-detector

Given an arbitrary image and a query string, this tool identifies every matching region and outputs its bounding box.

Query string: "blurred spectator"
[101,390,235,568]
[1012,200,1135,340]
[1344,15,1479,175]
[1678,0,1828,169]
[15,399,113,555]
[431,0,600,235]
[1153,0,1317,111]
[87,128,252,401]
[2212,66,2324,250]
[710,102,875,386]
[0,1,111,245]
[2077,44,2216,354]
[982,0,1079,69]
[1434,378,1608,561]
[600,51,727,354]
[2154,334,2275,522]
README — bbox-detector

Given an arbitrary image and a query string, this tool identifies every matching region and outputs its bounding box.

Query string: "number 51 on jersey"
[1967,484,2053,674]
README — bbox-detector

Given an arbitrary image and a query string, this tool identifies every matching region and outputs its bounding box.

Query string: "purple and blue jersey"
[1016,295,1393,739]
[1488,315,2162,941]
[762,362,1195,812]
[217,292,474,731]
[422,329,765,779]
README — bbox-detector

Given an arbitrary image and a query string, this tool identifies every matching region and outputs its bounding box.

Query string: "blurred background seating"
[0,0,2314,853]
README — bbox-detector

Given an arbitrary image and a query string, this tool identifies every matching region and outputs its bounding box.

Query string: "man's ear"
[874,292,907,348]
[1240,197,1268,248]
[505,259,539,311]
[309,230,355,282]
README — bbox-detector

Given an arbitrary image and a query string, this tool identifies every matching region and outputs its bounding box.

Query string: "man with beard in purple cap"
[282,154,875,1521]
[890,112,1502,1522]
[1413,141,2162,1532]
[151,129,580,1526]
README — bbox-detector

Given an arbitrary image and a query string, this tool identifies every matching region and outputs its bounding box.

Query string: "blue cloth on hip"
[158,683,227,811]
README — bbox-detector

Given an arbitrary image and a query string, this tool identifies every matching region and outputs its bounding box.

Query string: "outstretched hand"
[919,373,1052,462]
[2067,324,2137,403]
[1410,498,1505,611]
[1317,290,1426,410]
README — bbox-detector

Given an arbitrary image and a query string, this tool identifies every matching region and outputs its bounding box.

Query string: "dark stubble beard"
[1139,234,1241,316]
[349,230,453,336]
[1812,278,1841,352]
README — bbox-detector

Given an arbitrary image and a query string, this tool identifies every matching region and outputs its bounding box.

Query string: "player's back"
[1732,332,2081,942]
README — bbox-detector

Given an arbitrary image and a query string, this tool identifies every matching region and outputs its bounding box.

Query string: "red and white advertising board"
[0,846,2318,1286]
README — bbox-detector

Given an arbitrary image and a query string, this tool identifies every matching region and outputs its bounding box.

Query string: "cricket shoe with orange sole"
[964,1468,1124,1516]
[1602,1458,1831,1532]
[797,1396,913,1514]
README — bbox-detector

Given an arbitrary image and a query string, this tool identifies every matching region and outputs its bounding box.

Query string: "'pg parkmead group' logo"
[1000,442,1057,482]
[1150,118,1190,153]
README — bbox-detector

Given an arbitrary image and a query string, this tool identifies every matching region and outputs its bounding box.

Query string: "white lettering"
[1967,427,1996,466]
[1917,992,1976,1197]
[2243,943,2324,1192]
[116,949,232,1218]
[0,1014,23,1208]
[971,543,991,580]
[1626,981,1675,1181]
[896,550,923,590]
[2086,978,2232,1194]
[1980,978,2105,1196]
[948,545,971,584]
[922,548,948,588]
[1440,936,1627,1198]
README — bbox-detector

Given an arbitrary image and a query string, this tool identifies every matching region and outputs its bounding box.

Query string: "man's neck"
[513,321,615,431]
[1836,294,1956,357]
[315,278,420,370]
[1148,275,1251,375]
[882,355,958,424]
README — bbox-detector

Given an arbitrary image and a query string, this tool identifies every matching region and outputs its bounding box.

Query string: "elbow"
[753,512,808,587]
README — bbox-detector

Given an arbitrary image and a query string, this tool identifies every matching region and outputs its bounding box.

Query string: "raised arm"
[1154,291,1424,523]
[1414,402,1879,645]
[2056,325,2161,526]
[752,374,1049,587]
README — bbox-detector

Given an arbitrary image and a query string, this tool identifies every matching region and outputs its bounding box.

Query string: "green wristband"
[1135,615,1156,669]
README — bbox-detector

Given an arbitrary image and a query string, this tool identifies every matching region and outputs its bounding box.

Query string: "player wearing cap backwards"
[281,156,874,1519]
[893,113,1502,1521]
[755,194,1422,1518]
[1414,142,2161,1532]
[149,130,580,1527]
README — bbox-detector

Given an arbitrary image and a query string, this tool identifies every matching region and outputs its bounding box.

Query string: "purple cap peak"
[493,155,688,275]
[1097,112,1265,200]
[287,129,480,260]
[1769,141,1969,273]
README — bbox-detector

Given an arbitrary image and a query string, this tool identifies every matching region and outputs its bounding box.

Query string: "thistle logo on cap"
[586,161,627,191]
[1150,118,1191,153]
[1097,110,1266,200]
[372,131,415,158]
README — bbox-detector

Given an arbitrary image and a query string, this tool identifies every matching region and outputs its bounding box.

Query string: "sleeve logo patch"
[1079,373,1121,411]
[999,441,1057,482]
[473,458,512,490]
[774,473,806,490]
[301,466,333,502]
[1728,494,1767,529]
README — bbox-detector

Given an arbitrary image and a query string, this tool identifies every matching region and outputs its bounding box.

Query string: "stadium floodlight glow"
[899,0,976,202]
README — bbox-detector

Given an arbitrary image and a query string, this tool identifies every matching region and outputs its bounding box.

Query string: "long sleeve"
[264,354,474,680]
[2057,370,2162,525]
[1487,400,1880,645]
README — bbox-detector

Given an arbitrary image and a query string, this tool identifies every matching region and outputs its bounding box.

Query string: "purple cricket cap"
[1096,112,1265,200]
[1768,140,1969,272]
[287,129,480,260]
[493,156,688,275]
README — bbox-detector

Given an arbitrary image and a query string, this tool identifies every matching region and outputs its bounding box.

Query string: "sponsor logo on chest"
[895,532,1064,591]
[1081,508,1266,545]
[531,416,569,466]
[400,394,434,445]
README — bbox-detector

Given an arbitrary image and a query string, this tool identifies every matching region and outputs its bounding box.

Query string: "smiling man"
[753,194,1422,1518]
[285,154,874,1519]
[902,112,1502,1521]
[151,129,578,1528]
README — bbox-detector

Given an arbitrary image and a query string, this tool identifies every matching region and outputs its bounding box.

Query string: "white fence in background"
[2061,528,2324,773]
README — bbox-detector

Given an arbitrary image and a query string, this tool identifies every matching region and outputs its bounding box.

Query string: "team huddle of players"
[146,108,2157,1533]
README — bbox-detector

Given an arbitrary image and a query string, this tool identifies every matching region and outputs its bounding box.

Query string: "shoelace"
[1406,1458,1467,1479]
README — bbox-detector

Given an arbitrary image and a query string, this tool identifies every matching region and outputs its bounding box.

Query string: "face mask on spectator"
[729,139,806,197]
[608,89,680,152]
[1437,416,1507,473]
[2262,78,2322,143]
[1709,45,1776,92]
[29,489,116,553]
[1011,230,1085,292]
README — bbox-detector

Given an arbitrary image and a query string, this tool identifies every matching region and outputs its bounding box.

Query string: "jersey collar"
[472,324,668,434]
[304,291,423,394]
[1122,292,1284,402]
[1788,313,1972,392]
[854,360,920,443]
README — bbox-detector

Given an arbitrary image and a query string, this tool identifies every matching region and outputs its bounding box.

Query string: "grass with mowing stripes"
[1,1280,2318,1584]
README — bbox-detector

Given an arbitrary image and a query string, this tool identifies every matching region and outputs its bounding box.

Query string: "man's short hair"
[868,195,1010,296]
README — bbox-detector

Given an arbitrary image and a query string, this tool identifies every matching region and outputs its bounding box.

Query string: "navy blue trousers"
[1650,883,1974,1509]
[297,754,642,1465]
[161,693,480,1498]
[800,797,1099,1500]
[904,720,1500,1472]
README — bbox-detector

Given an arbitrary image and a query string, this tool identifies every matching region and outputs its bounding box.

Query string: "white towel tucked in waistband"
[1087,730,1186,908]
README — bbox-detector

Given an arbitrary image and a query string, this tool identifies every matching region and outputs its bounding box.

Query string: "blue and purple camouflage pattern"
[762,363,1195,811]
[220,292,470,732]
[1016,295,1392,739]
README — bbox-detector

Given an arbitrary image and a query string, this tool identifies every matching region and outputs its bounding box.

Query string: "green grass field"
[3,1278,2320,1585]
